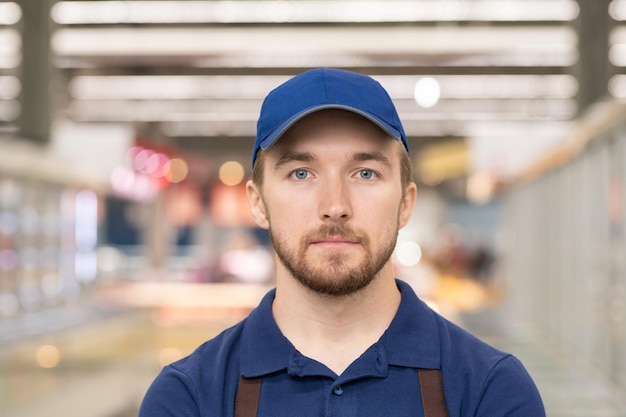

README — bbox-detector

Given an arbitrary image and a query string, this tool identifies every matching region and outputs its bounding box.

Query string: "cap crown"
[253,68,408,167]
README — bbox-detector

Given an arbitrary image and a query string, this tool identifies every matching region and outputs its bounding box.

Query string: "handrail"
[508,99,626,184]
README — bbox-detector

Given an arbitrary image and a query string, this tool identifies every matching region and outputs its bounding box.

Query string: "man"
[139,68,545,417]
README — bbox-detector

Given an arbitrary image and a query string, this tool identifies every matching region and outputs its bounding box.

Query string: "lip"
[310,236,359,246]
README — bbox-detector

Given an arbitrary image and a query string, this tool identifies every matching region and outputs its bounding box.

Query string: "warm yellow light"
[418,139,468,184]
[164,158,189,183]
[36,344,61,369]
[466,172,495,204]
[420,169,445,187]
[218,161,245,186]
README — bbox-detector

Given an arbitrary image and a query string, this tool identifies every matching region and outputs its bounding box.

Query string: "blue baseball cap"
[252,68,408,167]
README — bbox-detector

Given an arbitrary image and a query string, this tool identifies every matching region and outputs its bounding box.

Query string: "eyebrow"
[353,151,393,169]
[274,151,317,169]
[274,150,394,170]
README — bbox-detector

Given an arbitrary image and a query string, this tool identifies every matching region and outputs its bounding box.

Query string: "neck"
[272,263,401,375]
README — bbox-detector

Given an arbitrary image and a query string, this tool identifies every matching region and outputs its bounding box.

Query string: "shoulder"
[170,321,246,377]
[138,320,248,417]
[435,315,545,416]
[436,314,508,369]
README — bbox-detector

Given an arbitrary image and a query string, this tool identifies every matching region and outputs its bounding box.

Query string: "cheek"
[363,201,404,232]
[264,193,312,230]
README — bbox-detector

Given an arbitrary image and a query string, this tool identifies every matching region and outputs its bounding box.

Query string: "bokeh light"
[414,77,441,108]
[36,345,61,369]
[218,161,245,186]
[164,158,189,183]
[395,241,423,267]
[466,172,495,204]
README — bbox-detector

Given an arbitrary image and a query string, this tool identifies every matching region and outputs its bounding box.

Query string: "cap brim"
[258,104,403,152]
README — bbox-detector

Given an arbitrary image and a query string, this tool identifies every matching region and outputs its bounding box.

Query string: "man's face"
[247,110,416,297]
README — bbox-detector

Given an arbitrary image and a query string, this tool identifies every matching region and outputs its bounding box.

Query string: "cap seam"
[322,68,329,102]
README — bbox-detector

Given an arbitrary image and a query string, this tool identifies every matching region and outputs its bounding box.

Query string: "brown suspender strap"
[233,369,449,417]
[234,376,261,417]
[418,369,450,417]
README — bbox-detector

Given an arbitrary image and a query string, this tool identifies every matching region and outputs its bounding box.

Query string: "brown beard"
[268,222,398,297]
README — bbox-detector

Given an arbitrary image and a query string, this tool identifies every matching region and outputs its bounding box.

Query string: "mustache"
[303,224,367,245]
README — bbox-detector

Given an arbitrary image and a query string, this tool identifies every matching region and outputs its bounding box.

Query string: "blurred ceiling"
[2,0,626,191]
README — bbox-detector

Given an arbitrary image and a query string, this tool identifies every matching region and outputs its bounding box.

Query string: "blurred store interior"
[1,1,626,416]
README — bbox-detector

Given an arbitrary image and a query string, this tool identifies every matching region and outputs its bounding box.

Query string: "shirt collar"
[239,288,291,377]
[239,279,441,378]
[382,279,441,369]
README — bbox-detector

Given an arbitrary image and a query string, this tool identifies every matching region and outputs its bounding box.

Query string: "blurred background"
[1,0,626,416]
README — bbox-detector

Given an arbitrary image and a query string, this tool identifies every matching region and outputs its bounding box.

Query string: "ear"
[398,182,417,229]
[246,180,270,229]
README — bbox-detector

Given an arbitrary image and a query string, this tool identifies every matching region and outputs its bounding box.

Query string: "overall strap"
[233,369,449,417]
[418,369,450,417]
[234,376,261,417]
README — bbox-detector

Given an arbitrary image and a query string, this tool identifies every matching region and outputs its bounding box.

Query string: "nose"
[318,176,352,222]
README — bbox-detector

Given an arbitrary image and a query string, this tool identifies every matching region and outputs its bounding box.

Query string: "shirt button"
[333,386,344,396]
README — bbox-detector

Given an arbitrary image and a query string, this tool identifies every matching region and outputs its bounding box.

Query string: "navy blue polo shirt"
[139,280,545,417]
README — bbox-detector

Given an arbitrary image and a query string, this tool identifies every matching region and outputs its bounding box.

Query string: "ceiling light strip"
[52,0,579,25]
[67,74,578,100]
[0,3,21,25]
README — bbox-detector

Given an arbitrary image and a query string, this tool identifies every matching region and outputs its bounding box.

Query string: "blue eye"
[292,169,309,180]
[358,169,376,180]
